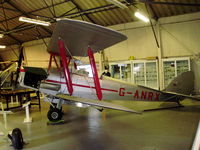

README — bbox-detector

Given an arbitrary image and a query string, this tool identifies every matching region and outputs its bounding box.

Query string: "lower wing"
[56,94,142,114]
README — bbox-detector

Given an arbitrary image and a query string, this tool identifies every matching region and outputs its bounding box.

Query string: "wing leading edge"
[56,94,141,114]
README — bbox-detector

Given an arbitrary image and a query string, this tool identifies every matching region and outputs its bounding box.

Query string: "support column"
[157,22,164,90]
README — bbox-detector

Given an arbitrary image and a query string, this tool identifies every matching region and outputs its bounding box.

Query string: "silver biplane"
[18,19,199,121]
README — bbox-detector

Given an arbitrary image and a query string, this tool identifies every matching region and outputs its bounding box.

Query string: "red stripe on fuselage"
[45,79,118,93]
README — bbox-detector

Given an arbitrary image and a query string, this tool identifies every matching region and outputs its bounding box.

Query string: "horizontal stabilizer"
[161,91,200,101]
[56,94,141,114]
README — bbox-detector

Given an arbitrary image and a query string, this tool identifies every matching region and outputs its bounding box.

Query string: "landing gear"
[9,128,24,150]
[50,103,62,111]
[45,98,64,122]
[47,108,63,121]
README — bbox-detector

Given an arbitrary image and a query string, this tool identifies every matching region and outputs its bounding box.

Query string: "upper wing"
[56,94,141,114]
[48,19,127,56]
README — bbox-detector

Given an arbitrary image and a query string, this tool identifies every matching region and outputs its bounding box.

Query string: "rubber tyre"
[12,128,23,150]
[47,108,63,121]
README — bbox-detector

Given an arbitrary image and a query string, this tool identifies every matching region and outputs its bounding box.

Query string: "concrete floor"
[0,99,200,150]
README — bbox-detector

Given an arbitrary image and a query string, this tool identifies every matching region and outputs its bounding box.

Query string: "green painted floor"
[0,99,200,150]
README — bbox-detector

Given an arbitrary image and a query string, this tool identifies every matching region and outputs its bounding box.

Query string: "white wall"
[160,16,200,57]
[105,21,158,61]
[104,12,200,92]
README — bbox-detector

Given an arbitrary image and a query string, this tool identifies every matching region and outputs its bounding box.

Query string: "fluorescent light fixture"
[0,45,6,49]
[106,0,128,9]
[135,12,149,23]
[0,34,4,38]
[19,17,51,26]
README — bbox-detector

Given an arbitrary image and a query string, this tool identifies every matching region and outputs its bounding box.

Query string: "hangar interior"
[0,0,200,150]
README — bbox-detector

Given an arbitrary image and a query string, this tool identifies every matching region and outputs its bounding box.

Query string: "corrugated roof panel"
[0,3,22,18]
[0,34,18,45]
[12,0,44,12]
[0,0,200,47]
[165,3,180,16]
[6,18,23,30]
[32,8,55,18]
[12,0,67,14]
[151,0,200,18]
[94,12,109,26]
[75,0,106,9]
[53,1,76,18]
[105,10,121,25]
[104,9,125,25]
[99,11,112,26]
[89,13,107,26]
[12,28,42,42]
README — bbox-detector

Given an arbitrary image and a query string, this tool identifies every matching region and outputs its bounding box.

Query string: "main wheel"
[47,108,63,121]
[11,128,23,149]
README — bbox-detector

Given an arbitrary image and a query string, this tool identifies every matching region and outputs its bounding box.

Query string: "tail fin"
[164,71,194,95]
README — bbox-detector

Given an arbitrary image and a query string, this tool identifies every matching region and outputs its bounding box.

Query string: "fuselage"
[19,67,164,102]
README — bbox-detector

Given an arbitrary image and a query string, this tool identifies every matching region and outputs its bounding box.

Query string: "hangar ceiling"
[0,0,200,57]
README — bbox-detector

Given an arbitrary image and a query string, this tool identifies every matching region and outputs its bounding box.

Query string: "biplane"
[18,19,199,121]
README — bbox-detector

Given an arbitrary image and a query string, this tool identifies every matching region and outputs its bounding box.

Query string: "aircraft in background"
[0,46,24,90]
[18,19,199,122]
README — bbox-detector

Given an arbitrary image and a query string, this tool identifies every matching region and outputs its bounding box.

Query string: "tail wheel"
[47,108,63,121]
[11,128,24,149]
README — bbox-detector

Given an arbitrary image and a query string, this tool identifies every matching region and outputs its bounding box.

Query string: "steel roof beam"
[0,0,70,24]
[7,1,52,35]
[7,34,22,44]
[0,25,22,44]
[0,6,18,12]
[64,3,132,18]
[42,0,56,18]
[147,3,158,21]
[140,0,200,7]
[58,7,77,18]
[3,3,131,40]
[1,3,9,30]
[70,0,95,23]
